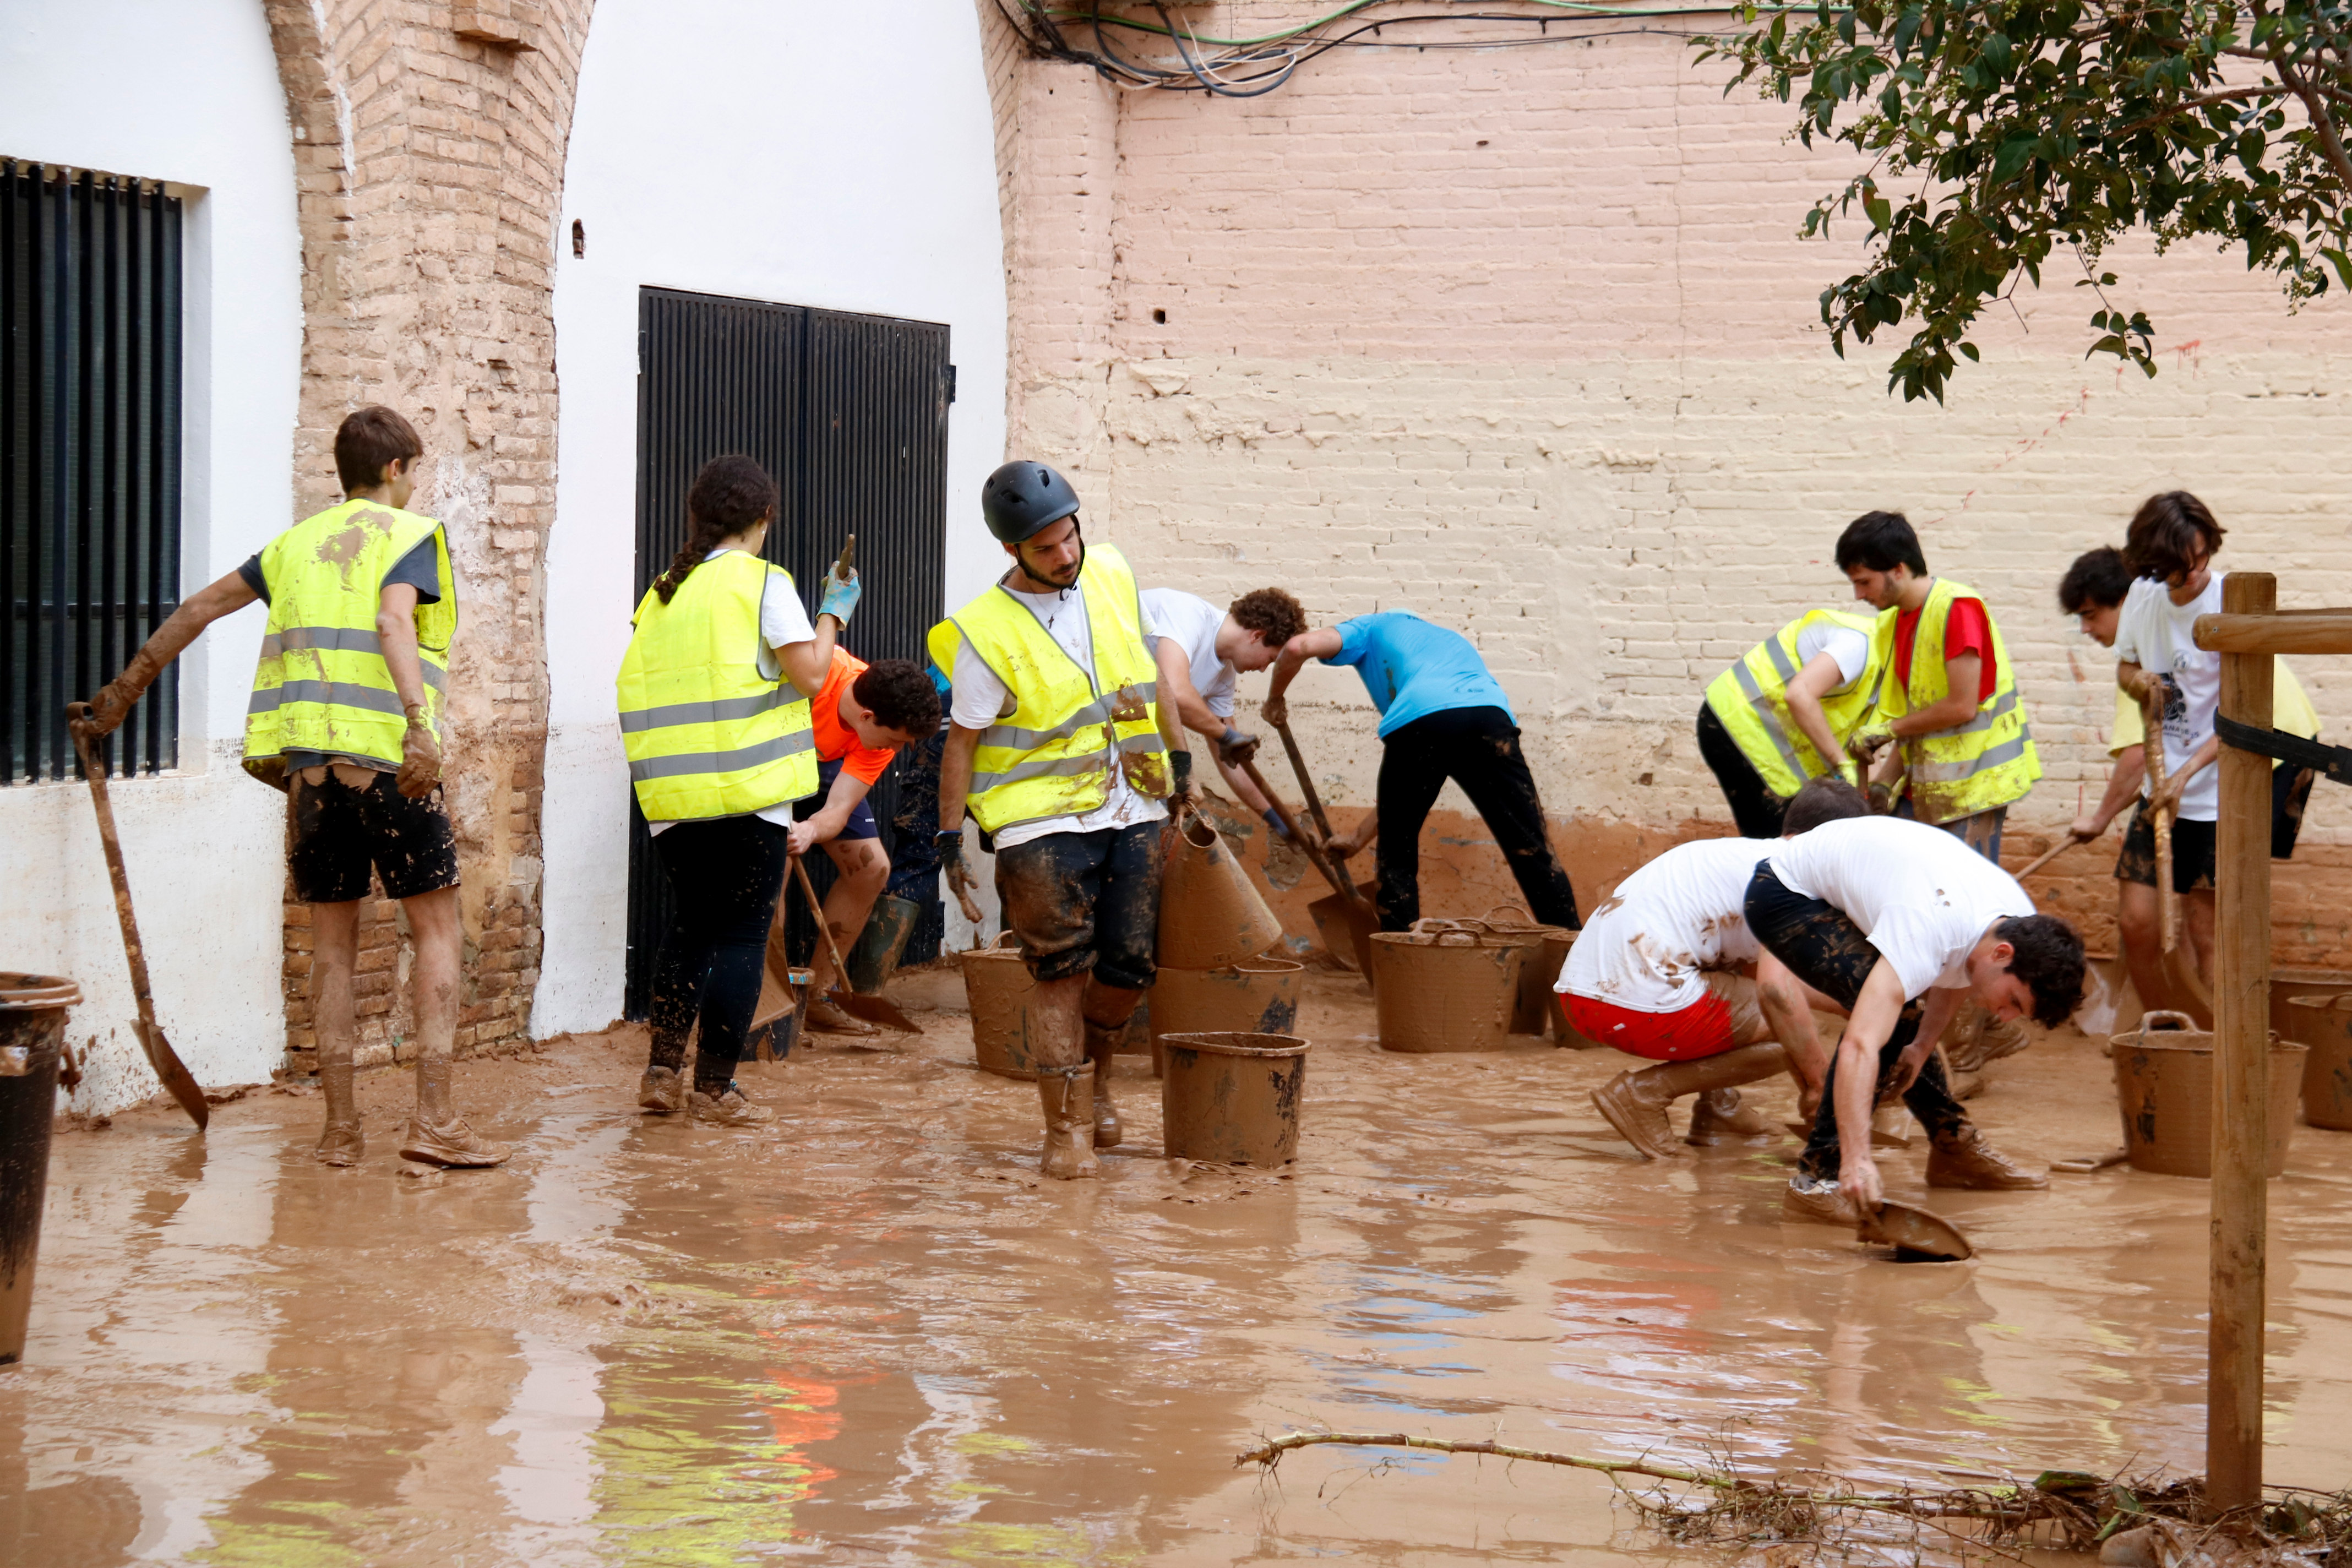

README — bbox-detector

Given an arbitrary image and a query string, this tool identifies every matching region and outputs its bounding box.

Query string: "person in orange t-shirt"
[790,650,942,1033]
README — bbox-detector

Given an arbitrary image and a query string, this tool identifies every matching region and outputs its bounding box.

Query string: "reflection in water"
[7,990,2352,1565]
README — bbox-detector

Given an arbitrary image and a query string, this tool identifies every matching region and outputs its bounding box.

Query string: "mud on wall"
[981,4,2352,962]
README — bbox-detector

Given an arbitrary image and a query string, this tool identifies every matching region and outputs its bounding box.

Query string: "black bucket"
[1,972,80,1366]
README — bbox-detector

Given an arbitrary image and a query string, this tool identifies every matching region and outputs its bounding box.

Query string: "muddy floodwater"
[7,970,2351,1565]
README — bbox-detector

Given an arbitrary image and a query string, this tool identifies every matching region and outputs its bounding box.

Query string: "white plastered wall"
[0,0,301,1111]
[535,0,1010,1036]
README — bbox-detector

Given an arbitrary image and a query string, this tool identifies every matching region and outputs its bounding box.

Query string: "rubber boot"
[1782,1177,1862,1227]
[1082,1017,1124,1149]
[1925,1125,2048,1189]
[314,1057,362,1167]
[1686,1087,1776,1146]
[638,1065,685,1114]
[1036,1064,1101,1180]
[1592,1043,1787,1159]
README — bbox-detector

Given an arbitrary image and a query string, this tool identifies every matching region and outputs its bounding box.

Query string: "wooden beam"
[2209,571,2275,1513]
[2194,609,2352,655]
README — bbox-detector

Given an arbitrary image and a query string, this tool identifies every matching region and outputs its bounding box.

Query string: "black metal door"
[625,288,950,1020]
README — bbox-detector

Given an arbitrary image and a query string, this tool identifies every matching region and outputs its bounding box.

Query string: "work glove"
[1170,748,1195,804]
[81,642,171,737]
[1262,806,1291,841]
[396,716,442,799]
[817,564,861,627]
[937,829,982,916]
[1845,726,1895,763]
[1215,725,1260,766]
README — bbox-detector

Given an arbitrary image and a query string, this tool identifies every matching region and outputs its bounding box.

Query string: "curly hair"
[2124,491,2226,585]
[2058,546,2132,614]
[1228,586,1308,649]
[851,658,943,737]
[1781,775,1870,836]
[652,455,777,605]
[1994,913,2087,1028]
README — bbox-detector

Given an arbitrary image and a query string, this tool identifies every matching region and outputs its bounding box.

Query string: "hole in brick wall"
[1152,308,1167,325]
[571,219,585,258]
[1477,139,1489,146]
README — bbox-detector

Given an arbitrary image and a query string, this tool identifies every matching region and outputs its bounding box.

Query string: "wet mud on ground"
[7,971,2352,1566]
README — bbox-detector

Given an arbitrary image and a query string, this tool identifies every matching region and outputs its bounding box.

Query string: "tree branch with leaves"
[1698,0,2352,400]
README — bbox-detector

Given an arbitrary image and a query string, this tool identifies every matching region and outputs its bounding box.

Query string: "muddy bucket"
[1160,1031,1306,1166]
[1477,907,1576,1035]
[2272,967,2352,1043]
[1151,959,1305,1076]
[1,973,80,1365]
[1307,880,1379,979]
[960,934,1045,1081]
[1158,809,1283,970]
[2284,992,2352,1131]
[1538,929,1602,1047]
[844,893,922,995]
[1370,921,1518,1053]
[2112,1011,2304,1178]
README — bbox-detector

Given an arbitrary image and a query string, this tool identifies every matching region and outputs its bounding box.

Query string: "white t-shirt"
[1793,620,1871,693]
[645,548,819,836]
[1763,816,2035,999]
[2112,572,2225,821]
[950,576,1169,852]
[1140,587,1238,719]
[1560,837,1776,1012]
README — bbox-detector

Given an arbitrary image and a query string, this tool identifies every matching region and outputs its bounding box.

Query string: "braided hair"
[652,454,778,604]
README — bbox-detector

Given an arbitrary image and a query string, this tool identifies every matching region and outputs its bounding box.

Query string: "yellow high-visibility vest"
[615,551,817,821]
[243,499,454,780]
[1873,576,2041,822]
[928,543,1169,835]
[1702,608,1887,796]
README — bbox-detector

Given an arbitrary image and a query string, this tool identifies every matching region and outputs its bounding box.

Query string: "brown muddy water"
[7,971,2351,1566]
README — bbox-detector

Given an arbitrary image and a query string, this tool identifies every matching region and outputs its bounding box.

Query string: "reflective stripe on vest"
[614,551,818,821]
[1701,608,1886,797]
[1872,576,2041,820]
[242,500,455,778]
[929,542,1170,834]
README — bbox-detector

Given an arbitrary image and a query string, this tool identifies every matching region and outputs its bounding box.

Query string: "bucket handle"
[2139,1010,2200,1036]
[1173,806,1220,850]
[1483,902,1534,923]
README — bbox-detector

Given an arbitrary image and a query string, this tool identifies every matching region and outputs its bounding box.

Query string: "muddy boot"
[1593,1043,1787,1160]
[638,1065,686,1114]
[314,1057,362,1167]
[1036,1064,1101,1180]
[1082,1018,1124,1149]
[1686,1087,1776,1146]
[804,994,878,1037]
[1925,1125,2048,1190]
[689,1082,775,1126]
[1783,1175,1862,1227]
[400,1117,511,1167]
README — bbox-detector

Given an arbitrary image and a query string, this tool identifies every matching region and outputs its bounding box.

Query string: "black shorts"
[2115,799,2218,893]
[993,820,1164,989]
[287,768,461,903]
[792,757,879,840]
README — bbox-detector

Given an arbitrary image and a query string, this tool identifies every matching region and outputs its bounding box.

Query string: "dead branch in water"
[1234,1431,2352,1561]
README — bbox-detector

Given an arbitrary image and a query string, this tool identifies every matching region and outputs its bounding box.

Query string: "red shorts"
[1561,990,1737,1062]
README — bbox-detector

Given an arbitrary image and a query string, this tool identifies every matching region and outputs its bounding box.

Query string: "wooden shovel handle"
[792,854,854,986]
[1239,755,1362,909]
[1272,718,1340,843]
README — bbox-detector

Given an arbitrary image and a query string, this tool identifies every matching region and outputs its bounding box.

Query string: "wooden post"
[2208,571,2275,1513]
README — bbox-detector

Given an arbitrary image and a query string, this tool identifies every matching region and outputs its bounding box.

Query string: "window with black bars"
[2,161,185,783]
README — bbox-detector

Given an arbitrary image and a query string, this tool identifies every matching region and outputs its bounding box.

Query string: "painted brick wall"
[992,6,2352,963]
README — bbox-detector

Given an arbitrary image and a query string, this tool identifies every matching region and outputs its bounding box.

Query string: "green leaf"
[2323,249,2352,290]
[1864,190,1894,230]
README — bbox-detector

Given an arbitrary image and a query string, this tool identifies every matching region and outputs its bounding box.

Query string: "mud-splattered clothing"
[994,821,1163,989]
[1372,705,1578,933]
[1562,837,1771,1011]
[1894,797,2006,863]
[1762,815,2032,999]
[242,536,443,775]
[1140,587,1238,720]
[645,814,791,1093]
[287,767,461,903]
[1742,862,1972,1180]
[1563,971,1766,1062]
[2115,798,2218,892]
[1695,704,1789,840]
[1320,611,1512,737]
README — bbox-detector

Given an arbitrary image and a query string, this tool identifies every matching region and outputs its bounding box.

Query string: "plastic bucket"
[1477,907,1576,1035]
[1307,880,1379,979]
[1,972,80,1365]
[2285,992,2352,1131]
[1157,809,1283,970]
[2111,1010,2304,1178]
[1159,1031,1306,1166]
[845,893,922,995]
[2271,967,2352,1042]
[1151,959,1305,1076]
[960,934,1045,1081]
[1370,921,1519,1053]
[1539,930,1602,1047]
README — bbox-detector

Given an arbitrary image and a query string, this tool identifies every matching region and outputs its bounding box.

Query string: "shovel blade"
[139,1021,210,1130]
[1859,1200,1972,1261]
[838,993,923,1036]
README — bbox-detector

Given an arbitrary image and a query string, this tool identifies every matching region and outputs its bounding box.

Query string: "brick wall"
[262,1,589,1063]
[988,5,2352,965]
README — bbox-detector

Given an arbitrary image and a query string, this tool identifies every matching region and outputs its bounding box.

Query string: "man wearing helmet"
[928,461,1188,1178]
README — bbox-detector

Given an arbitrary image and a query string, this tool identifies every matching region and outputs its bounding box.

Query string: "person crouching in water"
[1744,814,2086,1224]
[1560,777,1870,1158]
[616,454,860,1123]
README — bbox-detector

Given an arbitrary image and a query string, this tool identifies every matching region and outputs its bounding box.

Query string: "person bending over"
[1744,815,2084,1225]
[1144,584,1308,834]
[1561,776,1871,1159]
[1697,608,1886,839]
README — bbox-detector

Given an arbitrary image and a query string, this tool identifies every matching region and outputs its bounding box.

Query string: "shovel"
[1238,755,1357,906]
[1857,1199,1973,1261]
[65,705,209,1130]
[791,854,921,1034]
[1270,719,1372,918]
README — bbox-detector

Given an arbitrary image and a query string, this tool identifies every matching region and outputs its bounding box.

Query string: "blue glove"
[1262,806,1291,841]
[818,566,861,626]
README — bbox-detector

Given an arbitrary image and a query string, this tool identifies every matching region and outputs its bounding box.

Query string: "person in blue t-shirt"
[1262,610,1579,933]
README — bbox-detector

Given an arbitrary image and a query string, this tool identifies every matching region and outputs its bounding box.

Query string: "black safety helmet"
[981,460,1081,543]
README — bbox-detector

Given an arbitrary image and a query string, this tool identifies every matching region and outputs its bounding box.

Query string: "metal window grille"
[2,161,184,783]
[625,287,951,1019]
